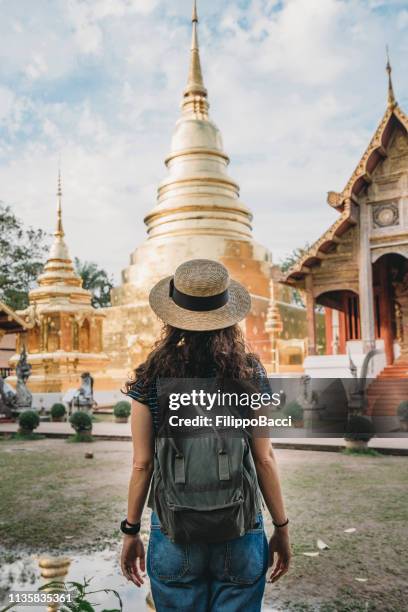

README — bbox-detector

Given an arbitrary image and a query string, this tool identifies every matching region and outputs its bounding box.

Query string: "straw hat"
[149,259,251,331]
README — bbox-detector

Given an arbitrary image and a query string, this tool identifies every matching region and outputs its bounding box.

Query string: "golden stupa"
[103,2,311,380]
[9,173,114,394]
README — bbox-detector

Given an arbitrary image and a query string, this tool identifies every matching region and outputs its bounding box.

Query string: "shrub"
[282,400,303,422]
[397,400,408,421]
[113,401,131,419]
[69,411,93,433]
[51,403,66,419]
[344,415,375,442]
[18,410,40,433]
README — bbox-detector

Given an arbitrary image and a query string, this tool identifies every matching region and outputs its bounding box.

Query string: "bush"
[397,401,408,421]
[282,400,304,422]
[18,410,40,433]
[51,403,66,419]
[113,401,131,419]
[69,411,93,433]
[344,415,375,442]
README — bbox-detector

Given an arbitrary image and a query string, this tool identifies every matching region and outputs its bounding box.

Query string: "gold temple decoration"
[386,45,397,110]
[8,172,113,393]
[265,280,283,373]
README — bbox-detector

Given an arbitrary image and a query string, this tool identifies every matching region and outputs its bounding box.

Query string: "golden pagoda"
[103,1,310,379]
[9,172,113,394]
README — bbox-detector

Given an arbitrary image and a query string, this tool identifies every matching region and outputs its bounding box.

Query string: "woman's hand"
[121,534,146,587]
[268,529,291,583]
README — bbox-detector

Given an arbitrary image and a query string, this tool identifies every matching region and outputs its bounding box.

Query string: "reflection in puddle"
[0,548,149,611]
[0,551,280,611]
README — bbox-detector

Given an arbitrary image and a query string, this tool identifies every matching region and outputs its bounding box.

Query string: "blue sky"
[1,0,408,280]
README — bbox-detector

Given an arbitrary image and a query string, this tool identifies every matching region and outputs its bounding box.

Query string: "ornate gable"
[284,100,408,284]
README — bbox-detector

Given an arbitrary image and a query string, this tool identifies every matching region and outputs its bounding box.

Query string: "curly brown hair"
[125,324,260,394]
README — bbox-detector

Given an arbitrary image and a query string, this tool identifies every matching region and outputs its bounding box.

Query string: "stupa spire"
[36,170,81,289]
[182,0,208,116]
[42,168,72,267]
[386,46,397,109]
[55,167,64,238]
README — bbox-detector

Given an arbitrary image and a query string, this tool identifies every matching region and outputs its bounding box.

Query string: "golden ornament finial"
[386,45,397,109]
[55,167,64,238]
[192,0,198,23]
[184,0,207,103]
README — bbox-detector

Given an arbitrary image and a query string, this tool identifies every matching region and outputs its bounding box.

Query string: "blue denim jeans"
[147,511,269,612]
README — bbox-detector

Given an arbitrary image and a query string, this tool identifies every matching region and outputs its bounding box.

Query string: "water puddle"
[0,548,149,611]
[1,549,282,611]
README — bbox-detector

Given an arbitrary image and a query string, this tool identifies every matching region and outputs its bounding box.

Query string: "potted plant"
[344,415,375,449]
[113,400,131,423]
[69,411,93,442]
[282,400,304,428]
[50,402,66,422]
[18,410,40,436]
[397,400,408,432]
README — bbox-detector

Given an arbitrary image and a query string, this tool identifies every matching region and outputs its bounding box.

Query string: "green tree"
[74,258,114,308]
[279,243,311,273]
[279,243,311,308]
[0,202,49,310]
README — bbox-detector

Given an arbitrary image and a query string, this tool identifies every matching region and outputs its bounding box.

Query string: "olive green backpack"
[150,378,262,544]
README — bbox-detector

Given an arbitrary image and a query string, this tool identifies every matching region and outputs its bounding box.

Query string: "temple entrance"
[373,253,408,364]
[318,290,361,355]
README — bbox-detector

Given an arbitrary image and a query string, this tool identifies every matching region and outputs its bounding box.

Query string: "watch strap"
[120,519,141,535]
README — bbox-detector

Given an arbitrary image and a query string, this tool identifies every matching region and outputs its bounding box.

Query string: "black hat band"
[169,278,229,312]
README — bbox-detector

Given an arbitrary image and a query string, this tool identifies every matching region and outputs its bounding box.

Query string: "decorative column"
[394,277,408,359]
[398,298,408,359]
[265,280,283,373]
[359,204,376,352]
[305,275,317,356]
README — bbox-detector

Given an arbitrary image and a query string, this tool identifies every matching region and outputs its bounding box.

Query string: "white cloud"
[25,53,48,80]
[0,87,15,122]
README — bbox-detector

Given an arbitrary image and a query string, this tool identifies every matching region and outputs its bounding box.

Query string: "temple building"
[104,2,318,380]
[0,301,30,379]
[283,58,408,419]
[8,174,113,399]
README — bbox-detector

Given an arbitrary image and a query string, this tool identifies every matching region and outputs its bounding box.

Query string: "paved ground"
[1,420,407,453]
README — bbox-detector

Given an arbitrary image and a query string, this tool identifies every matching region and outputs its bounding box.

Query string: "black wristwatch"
[120,519,141,536]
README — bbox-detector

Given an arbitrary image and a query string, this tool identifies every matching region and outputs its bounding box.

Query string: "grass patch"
[67,433,94,443]
[10,432,46,441]
[0,440,127,558]
[341,447,383,457]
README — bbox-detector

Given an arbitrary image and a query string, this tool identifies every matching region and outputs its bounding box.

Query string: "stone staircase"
[367,360,408,417]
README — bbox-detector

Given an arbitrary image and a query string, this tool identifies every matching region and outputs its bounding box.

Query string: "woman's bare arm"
[250,436,291,583]
[126,399,154,523]
[121,399,154,587]
[251,436,287,525]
